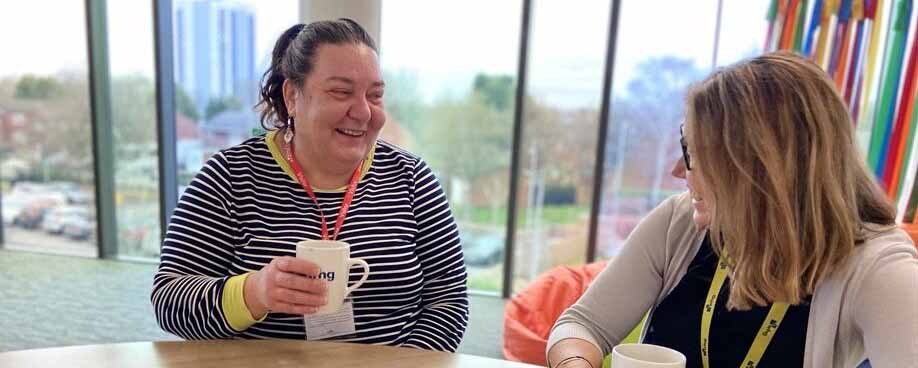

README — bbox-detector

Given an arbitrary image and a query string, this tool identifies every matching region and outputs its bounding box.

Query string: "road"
[1,227,96,257]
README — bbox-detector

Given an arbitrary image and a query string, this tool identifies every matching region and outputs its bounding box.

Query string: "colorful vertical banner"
[766,0,918,222]
[886,13,918,198]
[869,0,911,181]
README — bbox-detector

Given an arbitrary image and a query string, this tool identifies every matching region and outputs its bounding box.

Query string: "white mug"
[611,343,686,368]
[295,240,370,315]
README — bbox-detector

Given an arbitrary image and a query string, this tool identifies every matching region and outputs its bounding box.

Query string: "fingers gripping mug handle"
[345,258,370,296]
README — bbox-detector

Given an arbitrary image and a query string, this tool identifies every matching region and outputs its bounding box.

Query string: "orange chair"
[503,261,608,366]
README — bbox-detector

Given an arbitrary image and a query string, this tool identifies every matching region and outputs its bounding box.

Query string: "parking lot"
[3,227,96,257]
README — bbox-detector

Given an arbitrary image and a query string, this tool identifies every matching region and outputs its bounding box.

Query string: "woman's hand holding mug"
[243,256,329,318]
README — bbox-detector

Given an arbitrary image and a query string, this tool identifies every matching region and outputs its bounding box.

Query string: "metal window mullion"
[154,0,179,243]
[503,0,533,298]
[586,0,623,263]
[711,0,725,70]
[85,0,118,258]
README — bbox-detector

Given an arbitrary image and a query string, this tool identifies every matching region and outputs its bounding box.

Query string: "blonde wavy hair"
[685,51,896,310]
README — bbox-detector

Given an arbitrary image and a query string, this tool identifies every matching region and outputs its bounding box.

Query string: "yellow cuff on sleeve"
[222,272,266,332]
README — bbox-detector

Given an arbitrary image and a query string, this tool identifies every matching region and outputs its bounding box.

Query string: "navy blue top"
[644,234,810,367]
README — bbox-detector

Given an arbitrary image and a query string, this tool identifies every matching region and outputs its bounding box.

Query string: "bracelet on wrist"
[553,356,593,368]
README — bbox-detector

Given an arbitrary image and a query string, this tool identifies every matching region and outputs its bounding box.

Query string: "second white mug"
[611,343,686,368]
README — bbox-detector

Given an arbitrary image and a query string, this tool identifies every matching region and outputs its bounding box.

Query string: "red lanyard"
[285,141,362,241]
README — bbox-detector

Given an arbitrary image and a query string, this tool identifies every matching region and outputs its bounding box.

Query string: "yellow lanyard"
[700,260,789,368]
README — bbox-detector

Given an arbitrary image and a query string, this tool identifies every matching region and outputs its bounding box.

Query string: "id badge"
[303,300,357,340]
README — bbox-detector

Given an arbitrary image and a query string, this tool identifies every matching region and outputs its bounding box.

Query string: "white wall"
[299,0,382,47]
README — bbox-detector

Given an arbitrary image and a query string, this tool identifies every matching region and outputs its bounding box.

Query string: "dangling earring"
[284,116,294,143]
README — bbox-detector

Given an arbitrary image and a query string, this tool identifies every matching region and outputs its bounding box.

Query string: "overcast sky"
[0,0,768,108]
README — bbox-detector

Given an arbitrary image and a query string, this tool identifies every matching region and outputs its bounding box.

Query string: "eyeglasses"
[680,124,692,171]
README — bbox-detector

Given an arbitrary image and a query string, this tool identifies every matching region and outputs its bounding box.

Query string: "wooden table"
[0,340,543,368]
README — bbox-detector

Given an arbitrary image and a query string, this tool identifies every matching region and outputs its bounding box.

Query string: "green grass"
[452,188,685,227]
[455,205,589,227]
[466,265,503,292]
[467,274,502,292]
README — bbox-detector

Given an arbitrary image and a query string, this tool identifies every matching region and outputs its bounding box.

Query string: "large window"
[380,0,523,293]
[715,0,772,67]
[380,0,772,295]
[594,0,771,259]
[107,0,162,258]
[172,0,298,193]
[0,0,775,295]
[0,1,98,257]
[512,0,612,291]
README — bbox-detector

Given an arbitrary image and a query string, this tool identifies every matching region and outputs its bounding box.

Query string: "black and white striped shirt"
[151,134,469,351]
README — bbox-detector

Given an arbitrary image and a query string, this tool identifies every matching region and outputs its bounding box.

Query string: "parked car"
[42,205,91,234]
[2,197,28,225]
[4,181,87,225]
[461,228,504,267]
[63,190,92,205]
[62,215,94,241]
[13,203,51,229]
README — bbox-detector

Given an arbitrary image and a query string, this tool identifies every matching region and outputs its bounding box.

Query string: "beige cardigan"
[548,193,918,368]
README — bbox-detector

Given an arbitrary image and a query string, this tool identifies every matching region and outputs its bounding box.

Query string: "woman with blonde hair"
[546,52,918,368]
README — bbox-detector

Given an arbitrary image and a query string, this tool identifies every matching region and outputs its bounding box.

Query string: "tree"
[111,75,157,146]
[606,56,706,210]
[473,74,515,111]
[418,88,515,227]
[382,69,426,133]
[14,74,59,99]
[175,84,200,121]
[396,72,518,213]
[516,94,601,194]
[2,73,168,184]
[37,75,94,182]
[420,93,513,187]
[205,96,242,120]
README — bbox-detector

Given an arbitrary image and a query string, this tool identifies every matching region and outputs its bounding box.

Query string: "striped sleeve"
[151,153,240,339]
[401,160,469,352]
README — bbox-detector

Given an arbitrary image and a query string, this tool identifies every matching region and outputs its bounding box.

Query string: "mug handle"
[345,258,370,296]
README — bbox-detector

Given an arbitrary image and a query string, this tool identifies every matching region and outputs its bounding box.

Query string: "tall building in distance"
[174,0,256,118]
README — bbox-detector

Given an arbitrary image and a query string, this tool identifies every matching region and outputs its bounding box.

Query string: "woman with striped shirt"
[151,19,468,352]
